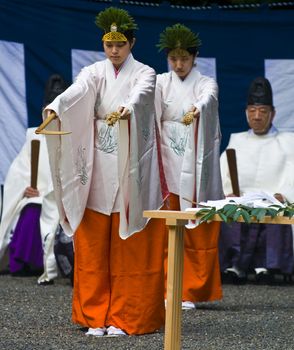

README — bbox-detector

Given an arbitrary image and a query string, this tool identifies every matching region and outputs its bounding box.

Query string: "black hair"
[165,47,199,56]
[123,30,135,42]
[43,74,68,106]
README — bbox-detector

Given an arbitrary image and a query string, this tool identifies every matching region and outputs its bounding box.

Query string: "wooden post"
[226,148,240,197]
[31,139,40,189]
[164,218,187,350]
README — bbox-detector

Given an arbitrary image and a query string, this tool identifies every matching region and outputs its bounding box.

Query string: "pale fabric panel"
[0,40,27,184]
[265,59,294,131]
[196,57,217,80]
[71,49,106,80]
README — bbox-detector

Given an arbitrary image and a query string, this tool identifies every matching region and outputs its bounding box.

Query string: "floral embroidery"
[55,145,62,188]
[136,173,143,191]
[141,114,150,141]
[96,123,118,153]
[76,145,88,185]
[169,125,188,156]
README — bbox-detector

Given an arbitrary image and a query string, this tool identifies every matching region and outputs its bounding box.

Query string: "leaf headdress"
[95,7,138,42]
[157,23,201,56]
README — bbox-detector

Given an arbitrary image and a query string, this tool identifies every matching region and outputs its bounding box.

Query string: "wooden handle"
[31,139,40,189]
[35,111,71,135]
[226,148,240,197]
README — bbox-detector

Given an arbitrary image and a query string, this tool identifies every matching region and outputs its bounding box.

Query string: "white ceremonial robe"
[155,68,224,209]
[220,129,294,202]
[0,128,59,282]
[44,54,164,239]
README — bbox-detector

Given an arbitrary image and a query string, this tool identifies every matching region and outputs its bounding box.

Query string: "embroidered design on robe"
[169,124,189,156]
[141,114,150,141]
[76,145,88,185]
[55,145,62,188]
[96,124,118,153]
[136,173,144,191]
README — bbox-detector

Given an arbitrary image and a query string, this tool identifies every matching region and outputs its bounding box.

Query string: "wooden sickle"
[35,111,71,135]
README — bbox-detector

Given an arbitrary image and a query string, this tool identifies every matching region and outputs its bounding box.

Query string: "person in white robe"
[0,128,59,283]
[155,24,224,309]
[0,74,67,284]
[37,7,166,336]
[220,77,294,283]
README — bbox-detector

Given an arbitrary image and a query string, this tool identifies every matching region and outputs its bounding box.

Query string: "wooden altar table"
[143,210,294,350]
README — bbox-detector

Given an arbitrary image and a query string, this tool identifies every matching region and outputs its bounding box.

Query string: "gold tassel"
[181,111,194,126]
[105,111,121,126]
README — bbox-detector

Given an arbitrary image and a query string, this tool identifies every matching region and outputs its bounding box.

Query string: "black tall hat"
[247,77,273,106]
[43,74,68,106]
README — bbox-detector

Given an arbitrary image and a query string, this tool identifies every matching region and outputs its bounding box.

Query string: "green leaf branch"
[195,202,294,224]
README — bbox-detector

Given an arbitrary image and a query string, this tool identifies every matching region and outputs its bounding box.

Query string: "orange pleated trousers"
[164,194,223,302]
[72,208,166,335]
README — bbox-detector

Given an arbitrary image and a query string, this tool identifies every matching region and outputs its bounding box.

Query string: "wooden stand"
[143,210,294,350]
[164,218,186,350]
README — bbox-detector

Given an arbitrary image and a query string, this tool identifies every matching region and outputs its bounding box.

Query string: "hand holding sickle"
[35,110,71,135]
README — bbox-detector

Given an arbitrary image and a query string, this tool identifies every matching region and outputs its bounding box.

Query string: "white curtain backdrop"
[0,40,27,184]
[71,49,106,80]
[265,59,294,131]
[196,57,217,79]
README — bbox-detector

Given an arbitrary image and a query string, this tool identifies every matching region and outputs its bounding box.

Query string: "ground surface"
[0,275,293,350]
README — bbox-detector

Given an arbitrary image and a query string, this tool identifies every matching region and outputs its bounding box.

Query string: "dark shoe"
[255,271,273,285]
[37,280,54,286]
[283,274,293,284]
[229,271,247,285]
[224,267,247,285]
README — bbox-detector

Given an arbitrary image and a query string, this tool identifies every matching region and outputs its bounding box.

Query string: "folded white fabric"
[86,327,106,337]
[198,191,285,210]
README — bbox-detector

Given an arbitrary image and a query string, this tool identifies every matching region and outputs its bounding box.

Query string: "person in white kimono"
[155,24,224,310]
[220,77,294,283]
[0,74,67,285]
[0,128,59,283]
[38,7,167,336]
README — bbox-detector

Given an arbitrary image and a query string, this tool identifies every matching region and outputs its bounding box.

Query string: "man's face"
[168,54,194,80]
[103,40,132,69]
[246,105,275,135]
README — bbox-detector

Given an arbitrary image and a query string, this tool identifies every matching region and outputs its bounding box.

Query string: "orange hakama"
[72,208,165,335]
[164,193,222,302]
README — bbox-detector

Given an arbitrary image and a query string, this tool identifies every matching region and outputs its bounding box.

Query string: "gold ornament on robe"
[105,111,121,126]
[181,111,195,126]
[35,111,71,135]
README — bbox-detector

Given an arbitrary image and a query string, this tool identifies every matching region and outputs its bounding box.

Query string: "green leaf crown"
[95,7,138,34]
[157,23,201,52]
